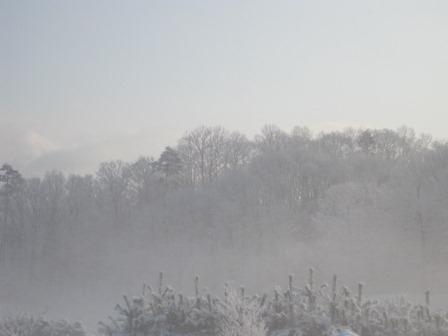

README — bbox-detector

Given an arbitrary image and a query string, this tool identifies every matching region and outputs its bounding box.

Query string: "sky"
[1,0,448,176]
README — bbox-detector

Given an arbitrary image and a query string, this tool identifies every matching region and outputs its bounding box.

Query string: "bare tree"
[96,160,132,226]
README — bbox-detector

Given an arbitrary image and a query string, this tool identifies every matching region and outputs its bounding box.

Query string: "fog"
[4,1,448,334]
[1,125,447,333]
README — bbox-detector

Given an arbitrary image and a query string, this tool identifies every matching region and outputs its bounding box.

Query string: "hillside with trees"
[1,125,448,325]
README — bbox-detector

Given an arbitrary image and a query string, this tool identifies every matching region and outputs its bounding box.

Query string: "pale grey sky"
[2,0,448,175]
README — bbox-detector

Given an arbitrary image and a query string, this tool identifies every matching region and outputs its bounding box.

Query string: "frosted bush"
[100,274,448,336]
[217,288,266,336]
[0,315,86,336]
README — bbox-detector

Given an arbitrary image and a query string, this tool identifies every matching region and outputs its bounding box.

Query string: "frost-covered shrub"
[217,287,266,336]
[100,281,267,336]
[100,273,448,336]
[99,284,222,335]
[0,315,86,336]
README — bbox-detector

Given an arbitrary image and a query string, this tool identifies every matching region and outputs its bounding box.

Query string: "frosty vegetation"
[1,125,448,332]
[2,271,448,336]
[0,315,85,336]
[96,271,448,336]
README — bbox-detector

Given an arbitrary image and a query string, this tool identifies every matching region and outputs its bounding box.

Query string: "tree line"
[1,125,448,296]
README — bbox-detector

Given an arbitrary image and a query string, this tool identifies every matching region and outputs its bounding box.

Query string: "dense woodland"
[1,125,448,319]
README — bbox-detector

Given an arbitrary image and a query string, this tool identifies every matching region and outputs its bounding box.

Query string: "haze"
[2,0,448,176]
[1,2,448,335]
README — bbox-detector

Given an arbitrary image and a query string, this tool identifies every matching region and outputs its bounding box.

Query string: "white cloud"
[0,123,58,170]
[21,129,178,177]
[0,122,181,177]
[26,130,59,157]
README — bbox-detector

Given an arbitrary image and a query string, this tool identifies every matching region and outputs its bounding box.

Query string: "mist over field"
[1,125,448,333]
[3,1,448,335]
